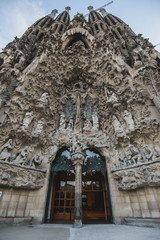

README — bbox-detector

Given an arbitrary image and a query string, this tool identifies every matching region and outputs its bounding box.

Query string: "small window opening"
[95,12,101,20]
[100,23,104,31]
[34,29,39,36]
[108,16,116,25]
[126,56,133,68]
[40,18,49,27]
[105,17,111,26]
[54,24,58,31]
[117,28,122,35]
[75,84,81,89]
[59,25,64,33]
[95,24,99,32]
[37,33,44,41]
[113,31,120,40]
[63,13,67,23]
[46,19,54,28]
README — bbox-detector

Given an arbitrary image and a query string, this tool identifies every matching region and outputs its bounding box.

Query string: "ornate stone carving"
[153,95,160,113]
[111,144,160,171]
[21,111,34,131]
[112,115,126,138]
[106,90,120,107]
[92,112,99,131]
[59,112,66,129]
[83,118,92,131]
[0,139,13,161]
[36,92,49,108]
[111,143,160,190]
[123,110,135,132]
[112,161,160,190]
[0,162,46,189]
[27,154,42,168]
[13,146,30,165]
[34,119,44,135]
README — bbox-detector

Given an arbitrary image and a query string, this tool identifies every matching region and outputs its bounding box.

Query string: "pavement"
[0,224,160,240]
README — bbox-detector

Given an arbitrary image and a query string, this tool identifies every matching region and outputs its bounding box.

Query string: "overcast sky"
[0,0,160,51]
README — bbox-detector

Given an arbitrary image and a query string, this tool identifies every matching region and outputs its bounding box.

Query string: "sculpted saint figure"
[0,139,13,162]
[123,110,135,132]
[59,112,66,129]
[28,154,42,168]
[21,111,34,131]
[13,146,29,165]
[112,115,125,138]
[34,119,44,135]
[37,92,49,107]
[92,112,99,131]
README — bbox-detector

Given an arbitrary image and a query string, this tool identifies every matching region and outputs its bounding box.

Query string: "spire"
[88,6,94,12]
[50,9,58,19]
[99,8,108,17]
[65,6,71,13]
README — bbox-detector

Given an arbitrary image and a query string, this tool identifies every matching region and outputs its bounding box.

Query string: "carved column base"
[73,218,82,228]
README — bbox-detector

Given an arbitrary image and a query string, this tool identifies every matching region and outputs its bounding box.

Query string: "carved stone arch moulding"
[61,27,95,50]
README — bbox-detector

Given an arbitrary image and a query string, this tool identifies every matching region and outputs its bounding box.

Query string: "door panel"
[50,173,75,222]
[82,174,106,223]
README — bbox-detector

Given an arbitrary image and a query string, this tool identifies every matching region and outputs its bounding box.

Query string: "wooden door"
[82,173,108,223]
[50,173,75,222]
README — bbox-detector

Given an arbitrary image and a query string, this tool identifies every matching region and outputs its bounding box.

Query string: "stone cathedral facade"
[0,7,160,226]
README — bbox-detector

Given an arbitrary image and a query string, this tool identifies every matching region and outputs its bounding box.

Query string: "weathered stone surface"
[0,162,46,189]
[0,7,160,223]
[112,161,160,190]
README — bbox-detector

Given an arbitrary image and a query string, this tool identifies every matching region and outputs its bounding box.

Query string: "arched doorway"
[45,148,112,224]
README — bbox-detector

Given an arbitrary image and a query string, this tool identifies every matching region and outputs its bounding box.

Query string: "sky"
[0,0,160,51]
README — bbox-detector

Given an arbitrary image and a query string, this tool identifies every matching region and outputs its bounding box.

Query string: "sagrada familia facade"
[0,6,160,227]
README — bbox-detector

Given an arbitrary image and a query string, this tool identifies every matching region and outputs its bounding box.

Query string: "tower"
[0,6,160,227]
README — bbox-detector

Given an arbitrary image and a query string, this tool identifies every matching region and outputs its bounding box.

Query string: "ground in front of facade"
[0,224,160,240]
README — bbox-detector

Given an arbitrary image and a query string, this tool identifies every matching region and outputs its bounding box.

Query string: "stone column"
[71,146,84,227]
[73,159,83,227]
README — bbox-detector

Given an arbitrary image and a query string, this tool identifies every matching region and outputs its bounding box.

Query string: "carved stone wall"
[0,8,160,223]
[0,162,46,189]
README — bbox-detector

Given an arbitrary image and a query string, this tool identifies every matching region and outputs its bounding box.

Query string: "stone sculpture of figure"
[133,52,142,69]
[118,151,126,167]
[125,149,134,166]
[106,91,119,107]
[67,118,74,130]
[128,144,142,164]
[141,144,159,162]
[112,115,125,138]
[28,154,42,168]
[70,136,83,156]
[92,112,99,131]
[123,111,133,129]
[83,118,92,131]
[74,94,81,133]
[59,112,66,129]
[153,95,160,113]
[13,146,29,165]
[37,92,49,107]
[21,111,34,131]
[34,119,44,135]
[123,110,135,132]
[0,139,13,162]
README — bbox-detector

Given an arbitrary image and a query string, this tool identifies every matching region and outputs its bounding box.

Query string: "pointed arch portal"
[45,148,113,225]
